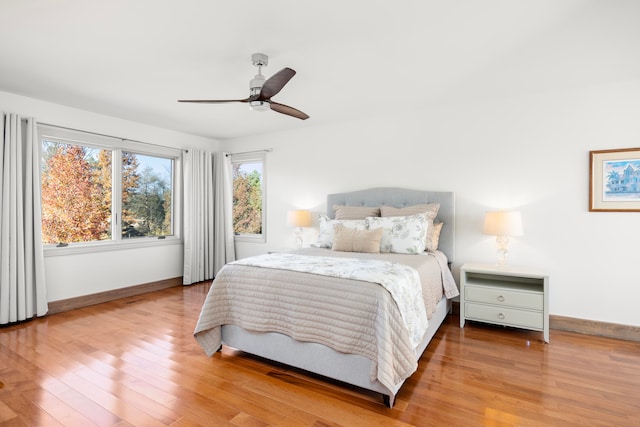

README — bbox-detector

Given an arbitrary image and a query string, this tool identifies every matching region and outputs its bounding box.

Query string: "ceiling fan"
[178,53,309,120]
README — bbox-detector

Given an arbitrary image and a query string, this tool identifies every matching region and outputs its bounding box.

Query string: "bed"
[194,187,458,407]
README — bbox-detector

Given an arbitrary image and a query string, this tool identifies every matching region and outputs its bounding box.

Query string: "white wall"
[224,78,640,328]
[1,90,221,302]
[4,75,640,328]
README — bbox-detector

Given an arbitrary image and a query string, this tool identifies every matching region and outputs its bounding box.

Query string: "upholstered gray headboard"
[326,187,455,262]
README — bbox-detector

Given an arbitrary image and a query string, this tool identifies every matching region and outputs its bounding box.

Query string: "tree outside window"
[122,153,172,238]
[231,154,265,241]
[40,137,174,245]
[41,142,112,243]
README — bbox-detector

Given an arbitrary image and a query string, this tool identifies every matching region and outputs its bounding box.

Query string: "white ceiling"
[1,0,639,140]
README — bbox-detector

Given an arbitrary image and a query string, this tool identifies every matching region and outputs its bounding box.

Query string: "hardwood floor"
[1,283,639,426]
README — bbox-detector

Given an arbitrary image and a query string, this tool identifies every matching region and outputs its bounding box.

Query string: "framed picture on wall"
[590,147,640,212]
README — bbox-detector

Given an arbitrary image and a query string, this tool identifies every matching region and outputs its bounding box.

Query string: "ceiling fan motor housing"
[249,53,269,111]
[249,74,268,111]
[250,74,265,92]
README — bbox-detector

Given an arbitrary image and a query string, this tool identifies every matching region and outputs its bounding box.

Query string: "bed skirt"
[221,296,452,407]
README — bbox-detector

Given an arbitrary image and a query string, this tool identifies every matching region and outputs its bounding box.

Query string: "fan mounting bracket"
[251,53,268,68]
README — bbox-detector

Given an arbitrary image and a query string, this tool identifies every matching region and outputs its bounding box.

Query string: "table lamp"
[287,209,312,248]
[483,210,523,265]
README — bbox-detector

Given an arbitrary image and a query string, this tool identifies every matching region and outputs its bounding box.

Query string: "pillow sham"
[380,203,440,251]
[333,205,381,220]
[379,203,440,219]
[331,225,382,253]
[366,213,429,254]
[314,216,368,248]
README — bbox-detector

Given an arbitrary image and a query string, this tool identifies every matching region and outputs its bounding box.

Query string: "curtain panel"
[0,113,48,324]
[183,150,235,285]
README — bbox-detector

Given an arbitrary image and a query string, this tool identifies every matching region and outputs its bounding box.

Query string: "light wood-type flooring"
[1,282,639,426]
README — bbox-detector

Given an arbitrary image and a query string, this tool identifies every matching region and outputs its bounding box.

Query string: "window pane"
[41,140,111,244]
[233,161,263,235]
[122,152,173,238]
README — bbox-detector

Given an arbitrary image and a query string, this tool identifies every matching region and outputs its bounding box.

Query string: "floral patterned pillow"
[314,216,368,248]
[380,203,440,251]
[366,213,429,254]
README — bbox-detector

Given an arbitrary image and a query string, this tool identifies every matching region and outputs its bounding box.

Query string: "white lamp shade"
[287,209,312,228]
[483,211,524,237]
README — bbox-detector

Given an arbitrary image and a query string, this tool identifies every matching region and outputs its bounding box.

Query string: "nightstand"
[460,263,549,343]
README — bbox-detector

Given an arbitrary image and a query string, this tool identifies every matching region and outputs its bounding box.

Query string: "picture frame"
[590,147,640,212]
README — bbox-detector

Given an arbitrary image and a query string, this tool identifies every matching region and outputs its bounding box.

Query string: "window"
[121,152,173,238]
[39,126,180,250]
[231,152,266,242]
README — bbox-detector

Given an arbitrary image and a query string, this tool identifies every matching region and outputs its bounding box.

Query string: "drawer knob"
[498,313,505,320]
[498,295,505,302]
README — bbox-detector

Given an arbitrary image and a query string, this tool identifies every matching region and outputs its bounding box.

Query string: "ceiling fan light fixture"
[249,100,269,112]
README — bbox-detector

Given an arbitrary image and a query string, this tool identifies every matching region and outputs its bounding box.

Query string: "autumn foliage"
[41,142,171,244]
[41,144,112,243]
[233,164,262,234]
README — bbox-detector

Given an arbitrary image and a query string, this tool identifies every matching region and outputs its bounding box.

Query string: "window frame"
[230,151,267,244]
[38,125,182,256]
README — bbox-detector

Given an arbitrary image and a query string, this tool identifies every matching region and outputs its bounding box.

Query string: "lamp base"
[294,227,304,249]
[495,235,510,265]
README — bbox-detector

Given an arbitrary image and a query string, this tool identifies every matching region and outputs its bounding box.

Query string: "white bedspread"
[233,253,428,348]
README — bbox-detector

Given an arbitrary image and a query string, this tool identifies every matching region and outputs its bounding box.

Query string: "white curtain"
[0,113,48,324]
[183,150,235,284]
[213,152,236,273]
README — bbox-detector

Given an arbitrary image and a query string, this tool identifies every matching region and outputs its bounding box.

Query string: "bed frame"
[221,188,455,407]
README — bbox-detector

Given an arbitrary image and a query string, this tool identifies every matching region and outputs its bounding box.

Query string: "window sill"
[234,234,266,244]
[43,237,182,257]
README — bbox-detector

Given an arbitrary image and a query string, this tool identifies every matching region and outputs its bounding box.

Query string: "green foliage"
[123,166,171,238]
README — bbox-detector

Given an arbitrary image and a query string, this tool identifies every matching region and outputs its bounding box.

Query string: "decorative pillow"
[332,225,382,253]
[380,203,440,251]
[429,222,443,252]
[314,216,368,248]
[366,213,429,254]
[333,205,381,220]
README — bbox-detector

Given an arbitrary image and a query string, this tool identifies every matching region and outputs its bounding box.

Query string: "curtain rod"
[38,122,179,151]
[39,122,272,156]
[226,148,273,157]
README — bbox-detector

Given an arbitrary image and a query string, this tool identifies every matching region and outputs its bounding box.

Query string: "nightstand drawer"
[465,302,543,330]
[465,285,543,310]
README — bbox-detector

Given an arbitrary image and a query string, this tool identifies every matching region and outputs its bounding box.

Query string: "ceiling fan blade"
[269,101,309,120]
[259,68,296,100]
[178,98,249,103]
